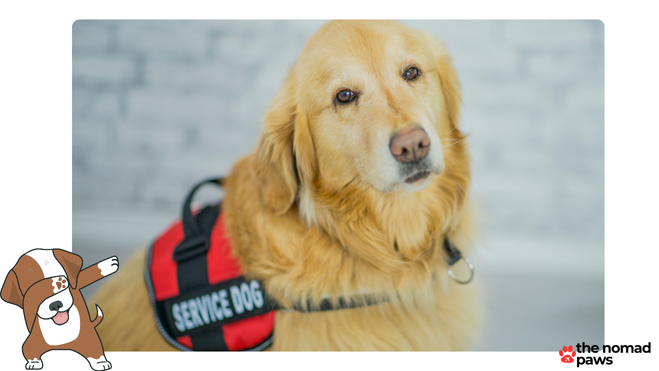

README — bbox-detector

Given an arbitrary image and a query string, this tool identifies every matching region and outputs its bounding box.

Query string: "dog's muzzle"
[22,276,70,330]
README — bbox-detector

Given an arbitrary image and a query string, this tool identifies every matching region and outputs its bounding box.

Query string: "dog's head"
[1,249,82,331]
[252,20,465,216]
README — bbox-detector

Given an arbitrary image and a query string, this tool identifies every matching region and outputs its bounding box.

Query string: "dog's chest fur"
[36,304,81,346]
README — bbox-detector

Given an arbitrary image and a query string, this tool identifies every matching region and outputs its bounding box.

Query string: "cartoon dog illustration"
[1,249,119,370]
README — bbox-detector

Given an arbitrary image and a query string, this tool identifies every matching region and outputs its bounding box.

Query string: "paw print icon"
[560,345,576,363]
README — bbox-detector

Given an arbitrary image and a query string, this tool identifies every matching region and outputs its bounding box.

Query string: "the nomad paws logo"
[559,342,651,367]
[560,345,577,363]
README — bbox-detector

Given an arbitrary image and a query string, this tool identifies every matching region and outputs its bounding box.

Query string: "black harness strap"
[172,178,227,350]
[266,293,387,313]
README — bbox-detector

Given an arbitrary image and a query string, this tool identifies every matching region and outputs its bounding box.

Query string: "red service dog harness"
[145,178,474,351]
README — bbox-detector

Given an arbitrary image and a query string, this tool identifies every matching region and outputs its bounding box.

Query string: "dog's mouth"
[52,310,69,325]
[404,170,432,184]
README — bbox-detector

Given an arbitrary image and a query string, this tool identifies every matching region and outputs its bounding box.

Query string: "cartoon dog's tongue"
[53,311,69,325]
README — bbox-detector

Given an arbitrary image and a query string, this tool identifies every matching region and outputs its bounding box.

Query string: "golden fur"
[92,20,482,351]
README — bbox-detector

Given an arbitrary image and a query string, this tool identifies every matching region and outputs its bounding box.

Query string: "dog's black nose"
[49,301,63,312]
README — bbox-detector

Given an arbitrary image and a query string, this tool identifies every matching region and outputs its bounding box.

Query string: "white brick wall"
[72,20,604,244]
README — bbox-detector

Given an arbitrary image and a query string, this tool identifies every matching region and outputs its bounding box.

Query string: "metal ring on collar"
[447,255,474,284]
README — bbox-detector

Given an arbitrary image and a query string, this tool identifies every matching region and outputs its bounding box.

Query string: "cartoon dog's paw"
[559,345,576,363]
[91,361,111,371]
[88,356,112,370]
[25,359,43,370]
[97,256,119,277]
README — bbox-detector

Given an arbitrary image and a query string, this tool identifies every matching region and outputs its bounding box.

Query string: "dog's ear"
[52,249,83,289]
[293,110,317,187]
[1,270,23,308]
[433,40,462,129]
[252,77,317,215]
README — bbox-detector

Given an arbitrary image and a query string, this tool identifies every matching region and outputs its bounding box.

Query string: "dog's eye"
[403,66,421,81]
[336,89,357,104]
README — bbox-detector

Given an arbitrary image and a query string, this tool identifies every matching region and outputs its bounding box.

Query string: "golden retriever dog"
[92,20,482,351]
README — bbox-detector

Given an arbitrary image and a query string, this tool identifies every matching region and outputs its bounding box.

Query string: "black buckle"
[173,235,209,262]
[443,237,462,266]
[171,178,223,263]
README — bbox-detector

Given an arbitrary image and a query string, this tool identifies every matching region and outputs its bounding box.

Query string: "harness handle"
[173,177,224,262]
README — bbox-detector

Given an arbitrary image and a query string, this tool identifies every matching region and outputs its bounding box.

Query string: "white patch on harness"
[26,249,66,279]
[171,279,265,333]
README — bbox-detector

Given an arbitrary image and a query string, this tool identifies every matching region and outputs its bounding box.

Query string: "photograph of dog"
[1,249,118,369]
[72,20,604,351]
[88,20,480,351]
